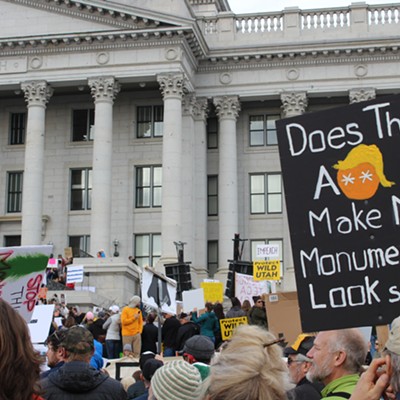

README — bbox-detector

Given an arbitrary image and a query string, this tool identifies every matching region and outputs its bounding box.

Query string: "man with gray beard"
[306,329,367,400]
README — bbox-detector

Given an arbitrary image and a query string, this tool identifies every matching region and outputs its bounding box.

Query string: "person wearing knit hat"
[151,360,203,400]
[182,335,214,380]
[121,295,143,359]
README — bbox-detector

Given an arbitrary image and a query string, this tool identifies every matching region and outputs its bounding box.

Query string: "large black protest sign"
[277,95,400,331]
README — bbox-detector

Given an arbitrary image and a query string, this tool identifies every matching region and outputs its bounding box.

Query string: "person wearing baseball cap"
[284,334,322,400]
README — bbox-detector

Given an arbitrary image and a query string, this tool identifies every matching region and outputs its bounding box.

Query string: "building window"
[134,233,161,267]
[249,114,279,146]
[207,241,218,278]
[137,106,163,138]
[207,175,218,216]
[72,109,94,141]
[70,168,92,210]
[136,166,162,208]
[251,239,284,276]
[9,112,26,145]
[4,235,21,247]
[7,172,23,213]
[207,117,218,149]
[250,173,282,214]
[69,235,91,257]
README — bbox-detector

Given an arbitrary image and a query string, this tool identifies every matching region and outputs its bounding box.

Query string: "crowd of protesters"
[2,292,400,400]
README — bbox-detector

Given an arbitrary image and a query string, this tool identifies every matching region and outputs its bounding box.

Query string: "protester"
[104,305,122,359]
[191,302,219,343]
[41,325,127,399]
[0,299,44,400]
[182,335,215,380]
[133,358,164,400]
[225,297,246,318]
[150,359,203,400]
[212,303,225,349]
[284,334,322,400]
[205,324,290,400]
[306,329,367,399]
[161,312,180,356]
[176,312,200,353]
[126,370,146,399]
[41,330,68,378]
[121,296,143,358]
[249,296,268,328]
[141,313,158,354]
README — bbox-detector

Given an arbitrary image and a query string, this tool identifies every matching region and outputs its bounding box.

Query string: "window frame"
[207,175,218,216]
[135,166,162,208]
[68,235,91,257]
[207,240,218,278]
[7,171,23,213]
[250,173,282,214]
[207,116,218,149]
[70,168,92,211]
[137,105,164,138]
[134,233,161,268]
[249,114,280,147]
[9,112,26,145]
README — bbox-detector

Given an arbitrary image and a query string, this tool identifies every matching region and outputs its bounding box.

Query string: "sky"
[228,0,394,13]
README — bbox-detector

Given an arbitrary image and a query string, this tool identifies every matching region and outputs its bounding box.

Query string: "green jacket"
[321,374,359,400]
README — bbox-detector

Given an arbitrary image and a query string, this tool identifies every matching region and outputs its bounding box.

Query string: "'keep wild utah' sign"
[276,95,400,332]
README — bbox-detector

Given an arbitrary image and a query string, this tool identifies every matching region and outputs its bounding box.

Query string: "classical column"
[88,77,120,256]
[182,94,209,271]
[349,88,376,104]
[280,91,308,118]
[213,96,240,273]
[21,80,53,245]
[157,73,185,265]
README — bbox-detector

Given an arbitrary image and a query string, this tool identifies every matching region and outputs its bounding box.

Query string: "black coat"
[175,322,200,351]
[41,361,127,400]
[287,377,322,400]
[162,316,181,349]
[141,322,158,353]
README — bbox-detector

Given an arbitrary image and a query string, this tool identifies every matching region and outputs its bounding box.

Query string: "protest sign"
[220,316,248,341]
[277,94,400,331]
[201,281,223,303]
[253,260,281,281]
[28,304,55,344]
[66,265,84,283]
[182,288,204,312]
[235,272,269,305]
[141,267,177,315]
[0,245,52,323]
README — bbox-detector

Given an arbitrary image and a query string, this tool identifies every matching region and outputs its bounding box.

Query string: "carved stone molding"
[280,91,308,117]
[21,80,53,107]
[349,88,376,104]
[157,73,186,100]
[88,77,121,103]
[213,96,240,120]
[182,94,208,121]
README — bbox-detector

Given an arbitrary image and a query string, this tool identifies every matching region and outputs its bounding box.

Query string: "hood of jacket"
[48,361,108,393]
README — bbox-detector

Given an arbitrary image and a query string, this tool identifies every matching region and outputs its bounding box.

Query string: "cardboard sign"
[220,316,248,341]
[201,281,224,303]
[253,260,281,281]
[0,245,52,323]
[235,272,269,305]
[276,94,400,331]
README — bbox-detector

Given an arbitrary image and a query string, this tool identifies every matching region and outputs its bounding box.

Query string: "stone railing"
[199,3,400,47]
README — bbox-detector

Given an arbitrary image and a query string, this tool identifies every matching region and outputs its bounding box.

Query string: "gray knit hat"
[151,360,202,400]
[183,335,215,362]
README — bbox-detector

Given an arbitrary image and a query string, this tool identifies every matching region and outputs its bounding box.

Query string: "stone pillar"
[213,96,240,273]
[88,77,120,256]
[21,80,53,245]
[349,88,376,104]
[280,91,308,118]
[157,73,185,265]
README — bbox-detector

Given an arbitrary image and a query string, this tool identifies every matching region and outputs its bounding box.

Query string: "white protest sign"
[66,265,84,283]
[235,272,269,305]
[256,244,280,259]
[182,288,205,312]
[28,304,55,344]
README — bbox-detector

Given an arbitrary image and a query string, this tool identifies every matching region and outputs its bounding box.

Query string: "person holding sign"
[0,299,45,400]
[191,302,219,344]
[306,329,368,400]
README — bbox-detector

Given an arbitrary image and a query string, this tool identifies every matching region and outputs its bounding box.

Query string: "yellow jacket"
[121,306,143,336]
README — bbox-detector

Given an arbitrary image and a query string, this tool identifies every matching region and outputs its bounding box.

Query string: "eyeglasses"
[287,358,305,365]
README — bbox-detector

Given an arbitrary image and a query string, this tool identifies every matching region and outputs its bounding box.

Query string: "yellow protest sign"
[253,260,280,281]
[200,281,223,303]
[220,317,248,341]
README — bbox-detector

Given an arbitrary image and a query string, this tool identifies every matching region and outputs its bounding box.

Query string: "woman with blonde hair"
[0,298,44,400]
[205,325,290,400]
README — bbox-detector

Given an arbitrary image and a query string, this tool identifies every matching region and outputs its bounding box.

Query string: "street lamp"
[113,239,119,257]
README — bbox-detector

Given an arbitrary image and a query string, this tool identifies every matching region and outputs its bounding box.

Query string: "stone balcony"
[199,3,400,55]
